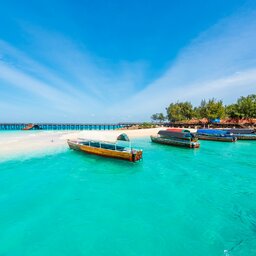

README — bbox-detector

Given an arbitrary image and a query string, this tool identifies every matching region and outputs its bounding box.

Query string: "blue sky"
[0,0,256,122]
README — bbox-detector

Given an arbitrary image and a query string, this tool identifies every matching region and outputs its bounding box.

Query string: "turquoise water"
[0,138,256,256]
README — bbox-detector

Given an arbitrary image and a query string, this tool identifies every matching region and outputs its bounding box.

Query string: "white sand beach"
[0,128,164,162]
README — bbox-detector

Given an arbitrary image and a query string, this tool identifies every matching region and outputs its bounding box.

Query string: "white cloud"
[0,31,148,122]
[1,9,256,122]
[108,10,256,120]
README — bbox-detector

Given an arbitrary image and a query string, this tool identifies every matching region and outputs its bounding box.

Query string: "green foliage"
[197,99,207,118]
[197,98,225,120]
[151,114,158,122]
[225,94,256,118]
[151,94,256,121]
[166,102,194,121]
[236,94,256,118]
[225,104,240,118]
[151,113,166,123]
[138,122,156,129]
[158,113,166,122]
[193,107,201,119]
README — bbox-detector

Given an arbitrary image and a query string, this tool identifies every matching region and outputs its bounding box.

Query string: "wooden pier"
[1,121,253,131]
[0,123,132,131]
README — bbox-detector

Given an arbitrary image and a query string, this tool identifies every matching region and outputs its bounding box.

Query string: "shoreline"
[0,128,163,162]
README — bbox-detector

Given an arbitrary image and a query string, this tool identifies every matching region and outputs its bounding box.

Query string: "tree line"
[151,94,256,122]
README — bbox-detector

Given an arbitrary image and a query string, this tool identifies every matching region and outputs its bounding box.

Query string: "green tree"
[151,113,166,123]
[153,93,255,123]
[157,113,166,123]
[236,94,256,118]
[166,102,194,121]
[225,94,256,118]
[151,114,158,122]
[197,98,225,120]
[197,99,207,118]
[193,106,201,119]
[225,104,240,118]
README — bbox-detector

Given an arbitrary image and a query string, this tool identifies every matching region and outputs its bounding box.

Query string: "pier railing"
[0,123,138,131]
[1,121,253,131]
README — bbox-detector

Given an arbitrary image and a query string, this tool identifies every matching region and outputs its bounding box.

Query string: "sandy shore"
[0,128,163,162]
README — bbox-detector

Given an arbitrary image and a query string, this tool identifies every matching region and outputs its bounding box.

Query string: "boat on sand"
[67,133,143,162]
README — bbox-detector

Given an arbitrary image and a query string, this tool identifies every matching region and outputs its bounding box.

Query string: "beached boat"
[150,129,200,148]
[67,133,142,162]
[222,129,256,140]
[196,129,237,142]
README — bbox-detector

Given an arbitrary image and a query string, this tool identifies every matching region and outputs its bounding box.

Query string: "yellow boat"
[67,133,143,162]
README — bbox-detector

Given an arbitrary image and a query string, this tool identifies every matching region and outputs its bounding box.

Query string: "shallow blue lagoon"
[0,138,256,256]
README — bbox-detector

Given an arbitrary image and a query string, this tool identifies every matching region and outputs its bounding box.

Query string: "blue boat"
[222,129,256,140]
[196,129,237,142]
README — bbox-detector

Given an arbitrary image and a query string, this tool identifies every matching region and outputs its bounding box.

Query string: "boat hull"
[150,136,200,148]
[197,135,237,142]
[235,135,256,140]
[67,140,142,162]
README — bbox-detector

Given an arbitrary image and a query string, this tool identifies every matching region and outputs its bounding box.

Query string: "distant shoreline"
[0,118,255,132]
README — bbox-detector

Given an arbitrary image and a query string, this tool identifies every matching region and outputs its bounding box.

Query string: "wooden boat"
[166,128,189,132]
[222,129,256,140]
[167,128,197,133]
[196,129,237,142]
[23,123,41,130]
[150,130,200,148]
[67,133,142,162]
